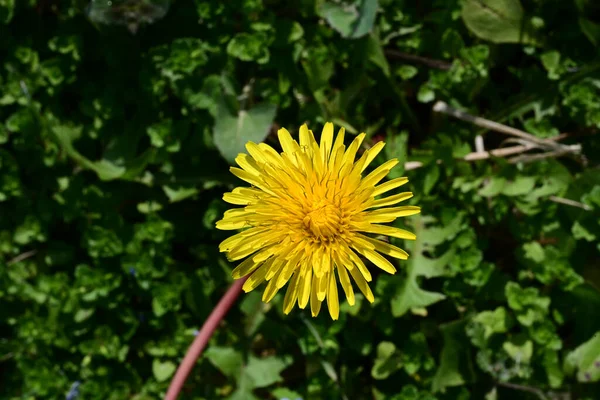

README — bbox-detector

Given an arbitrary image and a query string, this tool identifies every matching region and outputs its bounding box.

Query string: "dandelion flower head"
[216,123,421,320]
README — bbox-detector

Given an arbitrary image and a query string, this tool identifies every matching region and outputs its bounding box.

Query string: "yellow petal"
[262,268,282,303]
[231,257,262,279]
[320,122,334,162]
[373,177,409,197]
[215,219,250,230]
[346,247,372,281]
[278,127,300,156]
[223,192,253,205]
[245,142,269,164]
[357,224,417,240]
[266,255,287,281]
[339,133,365,177]
[368,192,413,209]
[332,127,346,154]
[218,231,247,252]
[359,235,409,260]
[243,262,270,292]
[358,141,386,173]
[283,272,300,314]
[364,206,422,223]
[310,275,323,317]
[235,153,262,175]
[229,167,274,195]
[298,261,312,309]
[355,247,397,274]
[299,124,317,148]
[359,159,399,189]
[276,251,303,288]
[348,266,375,303]
[336,265,355,306]
[316,269,328,301]
[327,270,339,320]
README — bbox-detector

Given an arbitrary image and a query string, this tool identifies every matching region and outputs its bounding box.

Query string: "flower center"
[303,200,341,239]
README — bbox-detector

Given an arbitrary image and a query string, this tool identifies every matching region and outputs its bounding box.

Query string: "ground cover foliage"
[1,0,600,399]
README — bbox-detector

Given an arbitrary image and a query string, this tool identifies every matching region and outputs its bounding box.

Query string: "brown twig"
[497,381,549,400]
[433,101,571,152]
[548,196,592,211]
[7,250,38,266]
[403,142,551,171]
[384,49,453,70]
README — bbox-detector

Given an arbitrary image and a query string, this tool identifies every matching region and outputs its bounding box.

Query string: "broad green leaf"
[503,339,533,363]
[391,277,446,317]
[580,18,600,46]
[302,54,334,92]
[371,341,402,380]
[244,355,291,388]
[318,0,378,39]
[213,100,277,164]
[501,176,536,196]
[432,319,475,392]
[414,249,455,279]
[479,177,506,197]
[564,332,600,382]
[522,242,545,263]
[572,221,596,242]
[0,0,14,24]
[163,186,199,203]
[152,359,176,382]
[462,0,539,45]
[423,164,440,195]
[271,387,303,399]
[91,159,127,181]
[227,32,270,64]
[204,346,243,378]
[544,349,564,388]
[473,307,511,341]
[367,33,390,77]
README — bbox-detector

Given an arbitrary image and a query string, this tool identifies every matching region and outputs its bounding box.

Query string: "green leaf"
[367,33,390,77]
[213,100,277,164]
[423,164,440,195]
[163,186,199,203]
[540,51,562,80]
[432,319,475,392]
[227,32,270,64]
[318,0,378,39]
[522,242,545,263]
[501,176,536,196]
[505,282,550,327]
[478,177,506,197]
[544,349,564,388]
[397,65,418,80]
[564,331,600,382]
[473,307,511,341]
[392,277,446,317]
[244,355,290,388]
[204,347,243,378]
[0,0,14,24]
[372,341,403,380]
[461,0,539,45]
[572,221,596,242]
[580,17,600,46]
[152,359,176,382]
[417,85,435,103]
[271,387,303,399]
[503,339,533,363]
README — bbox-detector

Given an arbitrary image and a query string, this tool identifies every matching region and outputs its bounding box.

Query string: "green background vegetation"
[1,0,600,399]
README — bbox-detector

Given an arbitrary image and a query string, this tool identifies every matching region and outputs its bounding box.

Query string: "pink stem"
[165,277,247,400]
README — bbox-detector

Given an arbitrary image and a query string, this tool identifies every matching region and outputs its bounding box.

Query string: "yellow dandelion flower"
[216,123,421,320]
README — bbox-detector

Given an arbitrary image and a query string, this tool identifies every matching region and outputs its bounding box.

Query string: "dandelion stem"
[165,277,247,400]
